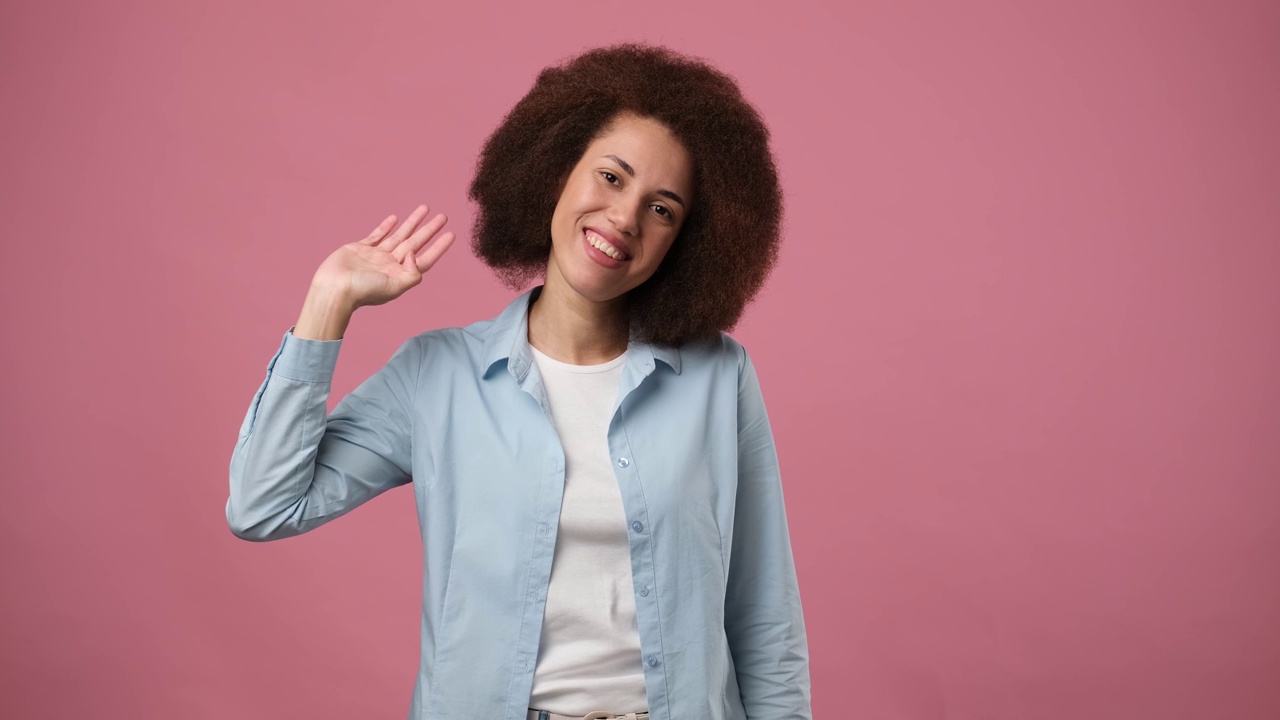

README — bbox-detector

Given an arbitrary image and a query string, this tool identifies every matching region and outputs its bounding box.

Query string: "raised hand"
[311,204,457,309]
[293,205,456,340]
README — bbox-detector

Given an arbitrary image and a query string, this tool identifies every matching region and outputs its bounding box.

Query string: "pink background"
[2,1,1277,718]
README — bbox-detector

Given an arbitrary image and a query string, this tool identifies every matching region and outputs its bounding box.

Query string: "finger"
[393,212,449,263]
[361,214,397,245]
[380,204,429,253]
[413,230,457,274]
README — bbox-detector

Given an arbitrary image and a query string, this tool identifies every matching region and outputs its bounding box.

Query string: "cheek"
[647,232,680,266]
[552,190,584,234]
[556,183,598,222]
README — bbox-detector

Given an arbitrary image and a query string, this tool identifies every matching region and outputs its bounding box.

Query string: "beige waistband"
[526,709,649,720]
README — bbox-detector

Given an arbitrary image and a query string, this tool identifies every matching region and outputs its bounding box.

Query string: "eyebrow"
[605,154,686,208]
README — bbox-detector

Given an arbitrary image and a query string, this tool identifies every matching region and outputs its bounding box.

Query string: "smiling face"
[546,112,694,305]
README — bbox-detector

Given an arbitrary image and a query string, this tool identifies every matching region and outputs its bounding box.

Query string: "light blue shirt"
[227,286,812,719]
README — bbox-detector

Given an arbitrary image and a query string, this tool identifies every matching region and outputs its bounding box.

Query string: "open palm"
[313,205,456,309]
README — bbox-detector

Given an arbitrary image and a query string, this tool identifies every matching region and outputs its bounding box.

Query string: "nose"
[606,197,643,237]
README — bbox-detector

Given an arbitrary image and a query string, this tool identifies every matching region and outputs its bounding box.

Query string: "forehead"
[583,114,692,187]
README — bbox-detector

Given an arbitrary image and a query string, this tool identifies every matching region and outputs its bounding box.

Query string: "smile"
[583,228,631,264]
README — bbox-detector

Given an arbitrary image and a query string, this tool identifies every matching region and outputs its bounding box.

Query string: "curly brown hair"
[468,43,782,347]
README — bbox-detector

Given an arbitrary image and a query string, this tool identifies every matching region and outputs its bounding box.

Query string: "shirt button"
[617,457,630,468]
[638,585,649,597]
[646,655,660,667]
[631,521,643,532]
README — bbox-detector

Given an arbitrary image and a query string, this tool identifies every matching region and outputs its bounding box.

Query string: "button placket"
[610,425,663,687]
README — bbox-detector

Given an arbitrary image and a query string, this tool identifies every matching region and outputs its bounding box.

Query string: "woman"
[228,44,811,720]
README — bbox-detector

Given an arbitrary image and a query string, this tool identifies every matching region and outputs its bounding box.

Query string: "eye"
[652,204,672,219]
[600,171,620,185]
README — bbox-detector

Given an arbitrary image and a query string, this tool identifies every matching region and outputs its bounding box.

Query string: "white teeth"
[587,232,627,261]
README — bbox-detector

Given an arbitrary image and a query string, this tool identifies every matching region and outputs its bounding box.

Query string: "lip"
[582,227,631,268]
[584,225,632,259]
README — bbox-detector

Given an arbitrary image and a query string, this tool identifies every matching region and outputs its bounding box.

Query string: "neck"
[528,262,629,365]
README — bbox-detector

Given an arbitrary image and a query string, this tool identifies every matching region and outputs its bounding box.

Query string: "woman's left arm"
[724,345,813,719]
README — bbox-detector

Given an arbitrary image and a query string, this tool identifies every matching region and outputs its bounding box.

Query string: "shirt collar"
[479,285,682,379]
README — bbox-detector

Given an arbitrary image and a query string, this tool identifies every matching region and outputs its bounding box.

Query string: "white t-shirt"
[527,345,647,715]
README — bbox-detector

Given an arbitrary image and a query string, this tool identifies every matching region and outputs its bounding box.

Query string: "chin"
[570,280,627,304]
[559,267,628,304]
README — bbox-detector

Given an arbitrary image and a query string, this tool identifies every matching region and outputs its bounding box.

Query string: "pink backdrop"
[2,1,1277,718]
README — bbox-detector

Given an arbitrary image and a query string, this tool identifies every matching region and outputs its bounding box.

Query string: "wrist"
[294,284,356,340]
[306,281,358,314]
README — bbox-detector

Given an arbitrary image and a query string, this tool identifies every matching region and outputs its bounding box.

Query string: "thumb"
[402,247,421,277]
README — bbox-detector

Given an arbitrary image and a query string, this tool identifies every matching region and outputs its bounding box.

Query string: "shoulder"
[390,323,486,375]
[675,332,752,374]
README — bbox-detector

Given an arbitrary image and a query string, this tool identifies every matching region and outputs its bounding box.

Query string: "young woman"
[228,43,811,720]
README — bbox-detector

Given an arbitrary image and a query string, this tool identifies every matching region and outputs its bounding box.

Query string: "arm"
[724,347,813,718]
[225,326,418,541]
[226,206,454,541]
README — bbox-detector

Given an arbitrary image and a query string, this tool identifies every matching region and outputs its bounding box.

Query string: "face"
[546,112,694,305]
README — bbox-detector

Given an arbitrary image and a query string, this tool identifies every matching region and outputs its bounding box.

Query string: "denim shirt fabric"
[227,286,812,719]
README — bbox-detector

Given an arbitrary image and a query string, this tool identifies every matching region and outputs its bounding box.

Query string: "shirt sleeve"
[226,327,418,541]
[724,346,813,718]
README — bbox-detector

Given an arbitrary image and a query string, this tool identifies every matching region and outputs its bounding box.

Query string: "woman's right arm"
[226,206,455,541]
